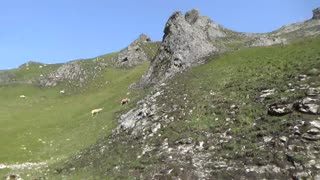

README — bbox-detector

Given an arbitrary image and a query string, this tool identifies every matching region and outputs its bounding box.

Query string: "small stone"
[263,136,273,143]
[307,128,320,135]
[230,105,238,109]
[298,74,308,81]
[268,103,292,116]
[306,87,320,96]
[196,141,204,151]
[302,133,320,141]
[294,97,319,114]
[175,137,193,144]
[279,136,288,143]
[293,171,311,179]
[310,120,320,129]
[307,159,316,167]
[260,89,276,98]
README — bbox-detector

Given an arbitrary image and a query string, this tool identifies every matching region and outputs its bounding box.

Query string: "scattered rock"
[279,136,288,143]
[307,128,320,135]
[39,60,87,87]
[294,97,320,114]
[263,136,273,143]
[298,74,308,81]
[248,36,287,47]
[293,171,312,180]
[310,120,320,129]
[306,87,320,96]
[268,103,292,116]
[260,89,276,99]
[175,137,193,145]
[302,133,320,141]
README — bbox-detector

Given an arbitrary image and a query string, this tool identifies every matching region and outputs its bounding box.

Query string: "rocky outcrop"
[247,36,287,47]
[137,9,225,87]
[313,7,320,20]
[268,103,292,116]
[39,60,87,87]
[113,34,151,67]
[0,71,13,84]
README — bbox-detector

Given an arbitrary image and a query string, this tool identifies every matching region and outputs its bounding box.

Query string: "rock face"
[138,9,224,87]
[39,60,86,87]
[113,34,151,67]
[313,7,320,20]
[247,36,287,47]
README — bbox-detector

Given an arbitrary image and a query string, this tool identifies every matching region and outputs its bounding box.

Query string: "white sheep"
[60,90,65,94]
[19,95,26,98]
[91,108,103,116]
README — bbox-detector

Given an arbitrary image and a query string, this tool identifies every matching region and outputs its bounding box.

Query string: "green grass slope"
[0,60,149,167]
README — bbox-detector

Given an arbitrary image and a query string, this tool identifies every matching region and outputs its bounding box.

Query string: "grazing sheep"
[121,98,130,105]
[19,95,26,98]
[60,90,65,94]
[91,108,103,116]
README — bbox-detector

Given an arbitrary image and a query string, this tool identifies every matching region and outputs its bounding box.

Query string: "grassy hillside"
[46,36,320,179]
[0,58,149,172]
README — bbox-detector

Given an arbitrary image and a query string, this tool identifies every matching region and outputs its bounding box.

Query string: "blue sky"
[0,0,319,69]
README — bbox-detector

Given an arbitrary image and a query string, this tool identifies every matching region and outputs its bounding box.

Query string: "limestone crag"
[113,34,151,67]
[313,7,320,20]
[138,9,225,87]
[39,60,87,87]
[247,36,287,47]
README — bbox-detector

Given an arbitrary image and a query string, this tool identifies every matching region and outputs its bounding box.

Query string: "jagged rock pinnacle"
[137,9,225,87]
[313,7,320,20]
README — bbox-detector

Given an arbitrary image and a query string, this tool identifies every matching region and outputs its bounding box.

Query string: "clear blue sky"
[0,0,319,69]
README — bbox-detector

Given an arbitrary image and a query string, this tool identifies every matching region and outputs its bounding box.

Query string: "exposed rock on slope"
[313,7,320,20]
[113,34,152,67]
[271,8,320,39]
[0,71,13,84]
[137,9,225,87]
[246,35,287,47]
[39,60,87,87]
